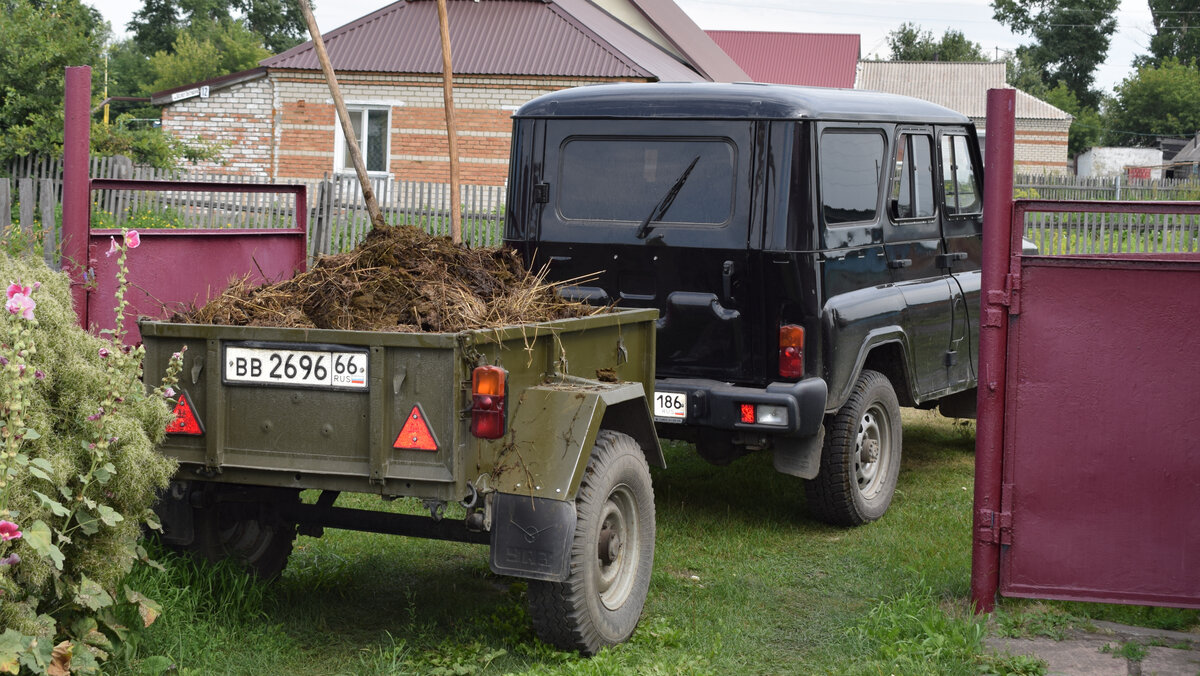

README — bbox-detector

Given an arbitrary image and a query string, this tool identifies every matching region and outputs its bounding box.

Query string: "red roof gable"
[706,31,859,88]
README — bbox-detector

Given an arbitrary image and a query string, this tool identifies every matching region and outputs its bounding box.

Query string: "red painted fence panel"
[999,254,1200,607]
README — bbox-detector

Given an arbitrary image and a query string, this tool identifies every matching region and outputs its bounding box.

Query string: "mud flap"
[772,427,825,479]
[489,493,576,582]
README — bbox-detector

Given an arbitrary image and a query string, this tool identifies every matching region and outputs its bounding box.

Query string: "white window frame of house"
[333,103,393,176]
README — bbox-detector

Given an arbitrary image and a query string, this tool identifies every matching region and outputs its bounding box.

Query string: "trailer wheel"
[527,430,656,655]
[806,369,902,526]
[190,485,299,579]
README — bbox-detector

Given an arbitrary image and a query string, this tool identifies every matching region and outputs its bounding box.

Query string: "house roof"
[261,0,742,82]
[706,31,859,88]
[855,61,1071,121]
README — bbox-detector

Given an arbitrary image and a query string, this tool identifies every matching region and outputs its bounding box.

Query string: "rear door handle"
[889,258,912,269]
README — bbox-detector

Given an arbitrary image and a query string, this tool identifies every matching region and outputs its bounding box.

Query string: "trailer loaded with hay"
[140,226,662,655]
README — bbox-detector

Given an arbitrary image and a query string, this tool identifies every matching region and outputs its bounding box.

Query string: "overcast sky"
[91,0,1155,93]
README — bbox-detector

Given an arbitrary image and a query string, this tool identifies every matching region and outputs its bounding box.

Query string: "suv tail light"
[779,325,804,379]
[471,365,507,439]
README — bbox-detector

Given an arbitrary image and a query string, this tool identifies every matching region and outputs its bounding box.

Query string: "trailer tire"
[527,430,655,655]
[190,485,299,579]
[806,369,902,526]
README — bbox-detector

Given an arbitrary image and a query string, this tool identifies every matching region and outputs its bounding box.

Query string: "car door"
[884,127,955,397]
[937,129,985,388]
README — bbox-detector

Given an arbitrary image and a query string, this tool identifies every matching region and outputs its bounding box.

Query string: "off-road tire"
[527,430,656,655]
[189,485,299,579]
[806,369,902,526]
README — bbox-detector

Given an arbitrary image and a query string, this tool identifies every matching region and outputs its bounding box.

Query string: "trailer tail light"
[779,324,805,379]
[166,390,203,435]
[471,365,507,439]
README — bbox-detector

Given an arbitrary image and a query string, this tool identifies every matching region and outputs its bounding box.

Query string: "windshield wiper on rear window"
[634,155,701,240]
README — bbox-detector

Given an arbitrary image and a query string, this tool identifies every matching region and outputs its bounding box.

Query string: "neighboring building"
[855,61,1073,173]
[152,0,747,186]
[705,31,859,87]
[1076,147,1164,180]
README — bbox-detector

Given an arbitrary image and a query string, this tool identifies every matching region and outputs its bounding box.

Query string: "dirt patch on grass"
[175,225,599,332]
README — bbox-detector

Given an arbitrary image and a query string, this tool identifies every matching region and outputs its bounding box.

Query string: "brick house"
[151,0,746,187]
[855,61,1072,173]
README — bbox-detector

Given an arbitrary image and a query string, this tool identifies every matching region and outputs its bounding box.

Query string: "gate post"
[972,88,1016,613]
[62,66,91,328]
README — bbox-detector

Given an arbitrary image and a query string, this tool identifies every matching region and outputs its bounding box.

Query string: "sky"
[91,0,1156,93]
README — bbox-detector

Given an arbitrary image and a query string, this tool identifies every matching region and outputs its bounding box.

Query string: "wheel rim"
[594,483,640,611]
[854,403,891,500]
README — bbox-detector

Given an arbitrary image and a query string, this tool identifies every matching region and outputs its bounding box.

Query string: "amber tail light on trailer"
[471,365,507,439]
[779,324,804,379]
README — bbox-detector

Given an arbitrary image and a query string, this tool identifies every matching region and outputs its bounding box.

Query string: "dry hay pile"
[177,225,599,332]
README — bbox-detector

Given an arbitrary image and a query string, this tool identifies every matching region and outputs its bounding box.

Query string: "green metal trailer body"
[139,308,662,654]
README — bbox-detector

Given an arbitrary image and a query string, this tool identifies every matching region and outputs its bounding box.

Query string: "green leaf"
[96,504,124,527]
[22,520,64,570]
[75,511,100,536]
[31,490,70,517]
[0,630,30,675]
[28,466,50,481]
[75,575,114,611]
[139,655,175,676]
[21,428,40,441]
[125,587,163,628]
[93,462,116,484]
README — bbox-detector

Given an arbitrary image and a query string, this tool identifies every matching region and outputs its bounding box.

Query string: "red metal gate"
[972,90,1200,611]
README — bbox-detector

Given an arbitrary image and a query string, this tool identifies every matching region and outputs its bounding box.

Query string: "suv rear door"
[530,119,763,383]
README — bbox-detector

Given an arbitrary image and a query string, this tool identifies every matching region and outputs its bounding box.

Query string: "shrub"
[0,242,181,673]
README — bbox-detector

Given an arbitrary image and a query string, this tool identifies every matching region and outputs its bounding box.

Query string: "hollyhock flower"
[6,283,30,299]
[5,292,34,320]
[98,347,110,358]
[0,521,22,542]
[163,387,176,398]
[34,370,45,380]
[125,230,141,248]
[0,553,20,566]
[106,236,120,258]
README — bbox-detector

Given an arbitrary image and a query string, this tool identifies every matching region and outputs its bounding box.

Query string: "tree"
[0,0,105,164]
[992,0,1120,108]
[1042,82,1105,156]
[1104,57,1200,146]
[148,20,271,92]
[128,0,308,57]
[886,23,989,62]
[1141,0,1200,68]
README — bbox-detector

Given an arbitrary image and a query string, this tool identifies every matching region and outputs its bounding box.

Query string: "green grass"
[105,412,1197,675]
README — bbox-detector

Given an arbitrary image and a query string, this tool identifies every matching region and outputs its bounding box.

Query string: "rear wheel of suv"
[806,369,902,526]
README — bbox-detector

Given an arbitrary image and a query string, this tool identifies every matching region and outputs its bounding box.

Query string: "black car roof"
[516,82,971,125]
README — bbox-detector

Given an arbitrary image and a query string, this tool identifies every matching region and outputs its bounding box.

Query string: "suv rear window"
[558,138,736,225]
[820,130,885,225]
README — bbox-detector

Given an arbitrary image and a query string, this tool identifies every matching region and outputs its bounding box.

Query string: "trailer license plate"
[654,391,687,422]
[225,346,368,390]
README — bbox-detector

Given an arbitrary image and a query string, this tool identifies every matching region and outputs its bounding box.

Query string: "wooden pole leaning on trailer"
[297,0,385,230]
[436,0,463,243]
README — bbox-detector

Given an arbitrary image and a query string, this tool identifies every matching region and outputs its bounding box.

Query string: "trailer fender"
[494,381,661,503]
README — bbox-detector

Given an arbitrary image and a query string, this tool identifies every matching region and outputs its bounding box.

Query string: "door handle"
[889,258,912,269]
[722,260,737,305]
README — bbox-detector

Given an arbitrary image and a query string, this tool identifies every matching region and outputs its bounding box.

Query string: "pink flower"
[0,553,20,566]
[6,283,30,299]
[5,293,35,320]
[98,347,110,358]
[125,230,141,249]
[0,521,21,542]
[34,370,45,380]
[163,387,176,398]
[105,236,120,258]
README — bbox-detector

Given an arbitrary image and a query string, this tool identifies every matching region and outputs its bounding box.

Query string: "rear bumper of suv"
[653,377,827,437]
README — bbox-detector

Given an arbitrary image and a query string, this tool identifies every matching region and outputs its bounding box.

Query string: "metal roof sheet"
[706,31,859,88]
[262,0,705,80]
[855,61,1071,121]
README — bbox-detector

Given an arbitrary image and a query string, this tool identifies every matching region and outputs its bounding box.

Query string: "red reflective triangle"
[167,390,204,436]
[394,404,438,451]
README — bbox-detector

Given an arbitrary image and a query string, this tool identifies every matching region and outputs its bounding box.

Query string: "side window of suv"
[941,134,981,215]
[819,130,886,225]
[890,133,936,221]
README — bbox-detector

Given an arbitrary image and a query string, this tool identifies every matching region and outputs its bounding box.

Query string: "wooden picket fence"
[6,158,1200,267]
